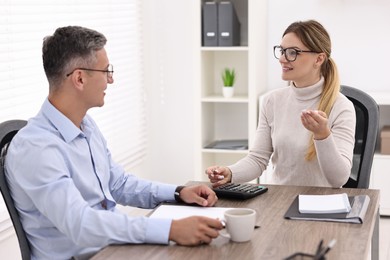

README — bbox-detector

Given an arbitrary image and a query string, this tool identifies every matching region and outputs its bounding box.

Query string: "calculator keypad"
[213,183,268,200]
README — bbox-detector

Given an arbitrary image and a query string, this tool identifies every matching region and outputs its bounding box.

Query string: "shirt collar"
[290,77,324,101]
[41,98,84,143]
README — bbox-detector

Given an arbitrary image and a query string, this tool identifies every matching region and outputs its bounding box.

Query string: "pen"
[211,170,224,180]
[315,239,336,260]
[315,239,323,255]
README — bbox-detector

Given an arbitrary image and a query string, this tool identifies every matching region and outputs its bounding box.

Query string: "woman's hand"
[301,109,331,140]
[205,166,232,187]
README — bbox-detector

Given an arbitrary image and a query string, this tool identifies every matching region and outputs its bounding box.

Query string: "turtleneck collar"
[290,77,324,101]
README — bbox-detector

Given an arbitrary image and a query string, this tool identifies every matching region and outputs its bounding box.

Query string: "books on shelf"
[284,194,370,224]
[204,139,248,150]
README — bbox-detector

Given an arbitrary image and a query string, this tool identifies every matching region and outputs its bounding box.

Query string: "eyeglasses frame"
[66,64,114,78]
[273,45,321,62]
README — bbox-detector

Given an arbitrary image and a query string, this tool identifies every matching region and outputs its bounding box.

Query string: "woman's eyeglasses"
[273,46,320,62]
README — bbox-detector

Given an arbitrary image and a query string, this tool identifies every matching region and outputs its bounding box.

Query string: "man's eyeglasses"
[273,46,320,62]
[66,64,114,78]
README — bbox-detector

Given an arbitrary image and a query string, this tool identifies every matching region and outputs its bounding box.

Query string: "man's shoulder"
[13,117,60,146]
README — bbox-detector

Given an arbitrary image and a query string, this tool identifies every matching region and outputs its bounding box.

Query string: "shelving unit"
[368,91,390,216]
[194,0,268,181]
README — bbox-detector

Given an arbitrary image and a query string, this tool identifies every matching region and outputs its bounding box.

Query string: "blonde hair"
[283,20,340,160]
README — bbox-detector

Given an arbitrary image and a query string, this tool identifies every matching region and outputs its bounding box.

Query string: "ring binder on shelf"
[218,1,240,46]
[202,2,218,46]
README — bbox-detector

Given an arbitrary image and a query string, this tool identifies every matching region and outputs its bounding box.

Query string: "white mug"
[221,208,256,242]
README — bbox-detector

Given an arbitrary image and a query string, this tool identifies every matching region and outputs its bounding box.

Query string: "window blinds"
[0,0,146,233]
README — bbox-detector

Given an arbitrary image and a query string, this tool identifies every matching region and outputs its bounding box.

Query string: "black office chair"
[340,86,379,189]
[0,120,30,260]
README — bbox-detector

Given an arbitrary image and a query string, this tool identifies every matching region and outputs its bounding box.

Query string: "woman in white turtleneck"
[205,20,356,188]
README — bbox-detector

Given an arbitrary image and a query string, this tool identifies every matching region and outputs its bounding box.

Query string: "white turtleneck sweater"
[229,78,356,187]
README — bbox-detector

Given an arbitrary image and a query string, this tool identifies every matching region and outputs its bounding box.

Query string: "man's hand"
[179,185,218,207]
[169,216,223,246]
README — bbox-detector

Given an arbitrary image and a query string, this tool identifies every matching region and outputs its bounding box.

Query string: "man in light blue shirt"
[5,26,223,259]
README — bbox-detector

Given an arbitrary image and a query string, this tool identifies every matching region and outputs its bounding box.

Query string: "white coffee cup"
[221,208,256,242]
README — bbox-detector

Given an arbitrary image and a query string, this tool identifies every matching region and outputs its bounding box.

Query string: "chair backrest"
[340,86,379,189]
[0,120,30,260]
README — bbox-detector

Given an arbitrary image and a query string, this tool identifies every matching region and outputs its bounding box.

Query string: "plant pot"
[222,86,234,98]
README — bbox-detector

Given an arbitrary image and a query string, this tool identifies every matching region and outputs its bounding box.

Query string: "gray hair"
[42,26,107,89]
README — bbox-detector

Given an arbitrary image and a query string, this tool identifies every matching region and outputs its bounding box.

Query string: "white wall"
[0,232,21,260]
[266,0,390,92]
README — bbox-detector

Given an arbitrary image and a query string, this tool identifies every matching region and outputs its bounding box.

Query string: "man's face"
[82,48,114,109]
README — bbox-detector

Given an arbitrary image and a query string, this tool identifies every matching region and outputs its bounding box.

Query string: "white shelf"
[202,149,248,154]
[195,0,267,181]
[201,95,248,103]
[370,154,390,216]
[369,91,390,216]
[374,153,390,159]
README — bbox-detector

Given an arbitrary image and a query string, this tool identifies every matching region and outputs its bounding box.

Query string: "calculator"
[213,183,268,200]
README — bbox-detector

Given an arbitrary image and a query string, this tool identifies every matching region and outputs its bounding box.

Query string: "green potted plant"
[221,68,235,98]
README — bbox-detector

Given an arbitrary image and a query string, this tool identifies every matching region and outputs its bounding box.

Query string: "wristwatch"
[174,186,185,202]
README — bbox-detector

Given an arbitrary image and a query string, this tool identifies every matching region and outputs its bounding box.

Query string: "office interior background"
[1,0,390,259]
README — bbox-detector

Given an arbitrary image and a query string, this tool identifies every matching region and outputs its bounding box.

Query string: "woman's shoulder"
[335,92,355,110]
[261,86,290,101]
[329,92,356,121]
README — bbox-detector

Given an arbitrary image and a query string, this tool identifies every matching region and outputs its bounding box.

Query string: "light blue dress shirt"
[5,98,177,259]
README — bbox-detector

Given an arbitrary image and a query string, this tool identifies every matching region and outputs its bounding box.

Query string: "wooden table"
[91,183,380,260]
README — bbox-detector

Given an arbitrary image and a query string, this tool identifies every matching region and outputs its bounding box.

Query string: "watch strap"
[174,186,185,202]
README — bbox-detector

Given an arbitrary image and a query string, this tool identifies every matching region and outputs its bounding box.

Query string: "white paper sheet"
[298,193,352,214]
[149,205,234,220]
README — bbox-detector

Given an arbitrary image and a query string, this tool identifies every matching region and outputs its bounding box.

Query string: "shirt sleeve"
[229,93,273,183]
[314,95,356,187]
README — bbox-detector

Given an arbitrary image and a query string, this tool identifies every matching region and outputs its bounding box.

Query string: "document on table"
[298,193,351,214]
[284,194,370,224]
[149,205,233,220]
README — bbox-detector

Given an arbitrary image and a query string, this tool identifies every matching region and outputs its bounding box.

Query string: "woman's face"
[278,32,324,88]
